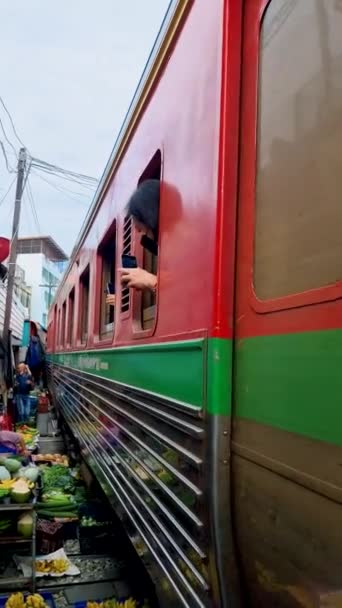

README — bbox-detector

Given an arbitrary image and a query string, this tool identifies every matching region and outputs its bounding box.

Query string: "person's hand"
[106,294,116,306]
[120,267,157,291]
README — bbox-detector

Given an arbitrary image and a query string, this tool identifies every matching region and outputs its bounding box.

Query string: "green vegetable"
[0,466,11,481]
[43,465,75,492]
[36,509,78,518]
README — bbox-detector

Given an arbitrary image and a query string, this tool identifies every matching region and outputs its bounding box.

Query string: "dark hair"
[127,179,160,240]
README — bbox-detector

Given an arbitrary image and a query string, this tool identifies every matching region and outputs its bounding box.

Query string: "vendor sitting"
[0,427,28,456]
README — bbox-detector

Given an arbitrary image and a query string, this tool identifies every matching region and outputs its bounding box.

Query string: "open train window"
[98,223,116,337]
[79,266,90,344]
[138,150,161,330]
[121,215,132,314]
[67,288,75,346]
[61,301,66,347]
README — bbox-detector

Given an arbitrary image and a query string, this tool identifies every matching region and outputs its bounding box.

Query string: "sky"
[0,1,170,255]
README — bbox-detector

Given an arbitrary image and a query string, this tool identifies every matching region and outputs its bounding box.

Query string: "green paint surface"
[206,338,232,415]
[49,339,206,409]
[235,329,342,446]
[50,330,342,446]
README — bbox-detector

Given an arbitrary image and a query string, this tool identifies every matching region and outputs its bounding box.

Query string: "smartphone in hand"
[121,254,137,269]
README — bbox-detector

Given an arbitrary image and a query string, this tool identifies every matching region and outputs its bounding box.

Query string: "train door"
[232,0,342,606]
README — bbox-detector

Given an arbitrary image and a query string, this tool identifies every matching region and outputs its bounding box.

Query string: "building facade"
[17,237,68,328]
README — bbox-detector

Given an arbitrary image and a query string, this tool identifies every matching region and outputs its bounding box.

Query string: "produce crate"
[0,592,56,608]
[36,519,63,555]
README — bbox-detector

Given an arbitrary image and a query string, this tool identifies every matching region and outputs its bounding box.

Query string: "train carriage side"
[47,1,242,607]
[232,1,342,606]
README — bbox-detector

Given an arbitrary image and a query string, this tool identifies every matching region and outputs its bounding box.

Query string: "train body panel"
[48,0,342,606]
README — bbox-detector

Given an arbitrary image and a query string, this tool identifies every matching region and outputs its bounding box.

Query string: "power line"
[32,170,91,201]
[0,141,15,173]
[0,176,16,208]
[26,179,41,234]
[32,170,92,206]
[0,95,26,148]
[31,157,98,185]
[0,116,18,158]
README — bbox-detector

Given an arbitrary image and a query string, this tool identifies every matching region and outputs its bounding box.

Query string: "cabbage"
[23,467,39,483]
[15,466,39,483]
[0,466,11,481]
[17,513,33,537]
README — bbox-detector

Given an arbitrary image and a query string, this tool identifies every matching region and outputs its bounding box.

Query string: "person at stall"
[0,427,29,456]
[15,363,33,423]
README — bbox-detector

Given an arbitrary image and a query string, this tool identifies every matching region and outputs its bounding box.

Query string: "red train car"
[48,1,342,606]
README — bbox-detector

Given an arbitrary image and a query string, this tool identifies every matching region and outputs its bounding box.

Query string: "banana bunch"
[35,558,68,574]
[87,600,139,608]
[5,593,47,608]
[0,479,16,489]
[5,593,25,608]
[26,595,47,608]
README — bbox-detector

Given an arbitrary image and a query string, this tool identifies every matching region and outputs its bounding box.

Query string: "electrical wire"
[0,177,16,208]
[31,157,98,185]
[0,116,18,158]
[26,179,41,234]
[0,95,26,148]
[32,169,91,200]
[0,141,15,173]
[32,170,94,206]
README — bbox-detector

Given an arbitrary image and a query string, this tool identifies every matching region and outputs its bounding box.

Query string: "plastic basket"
[0,593,56,608]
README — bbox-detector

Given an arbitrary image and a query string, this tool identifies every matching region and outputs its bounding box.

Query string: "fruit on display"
[4,458,22,474]
[87,600,140,608]
[0,466,11,481]
[5,594,48,608]
[15,425,39,451]
[34,453,68,466]
[5,592,25,608]
[17,513,33,538]
[11,479,31,503]
[0,487,10,500]
[35,558,69,574]
[25,595,48,608]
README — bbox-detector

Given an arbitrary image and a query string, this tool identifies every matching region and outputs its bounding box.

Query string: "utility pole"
[3,147,27,339]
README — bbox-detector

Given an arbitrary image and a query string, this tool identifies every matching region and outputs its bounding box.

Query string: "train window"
[121,215,132,314]
[61,301,66,346]
[138,150,161,330]
[79,266,90,344]
[67,288,75,346]
[254,0,342,300]
[57,308,61,348]
[98,225,116,337]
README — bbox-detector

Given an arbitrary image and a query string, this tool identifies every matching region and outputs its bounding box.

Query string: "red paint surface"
[48,0,228,352]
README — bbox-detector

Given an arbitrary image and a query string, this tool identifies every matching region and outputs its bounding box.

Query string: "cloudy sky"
[0,1,170,255]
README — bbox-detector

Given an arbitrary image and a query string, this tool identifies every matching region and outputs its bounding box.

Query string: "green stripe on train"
[49,329,342,445]
[235,328,342,447]
[49,337,232,416]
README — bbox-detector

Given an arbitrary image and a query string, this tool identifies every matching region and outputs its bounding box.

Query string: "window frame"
[95,219,116,343]
[132,149,162,339]
[245,0,342,314]
[78,265,90,345]
[61,300,67,347]
[66,287,75,348]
